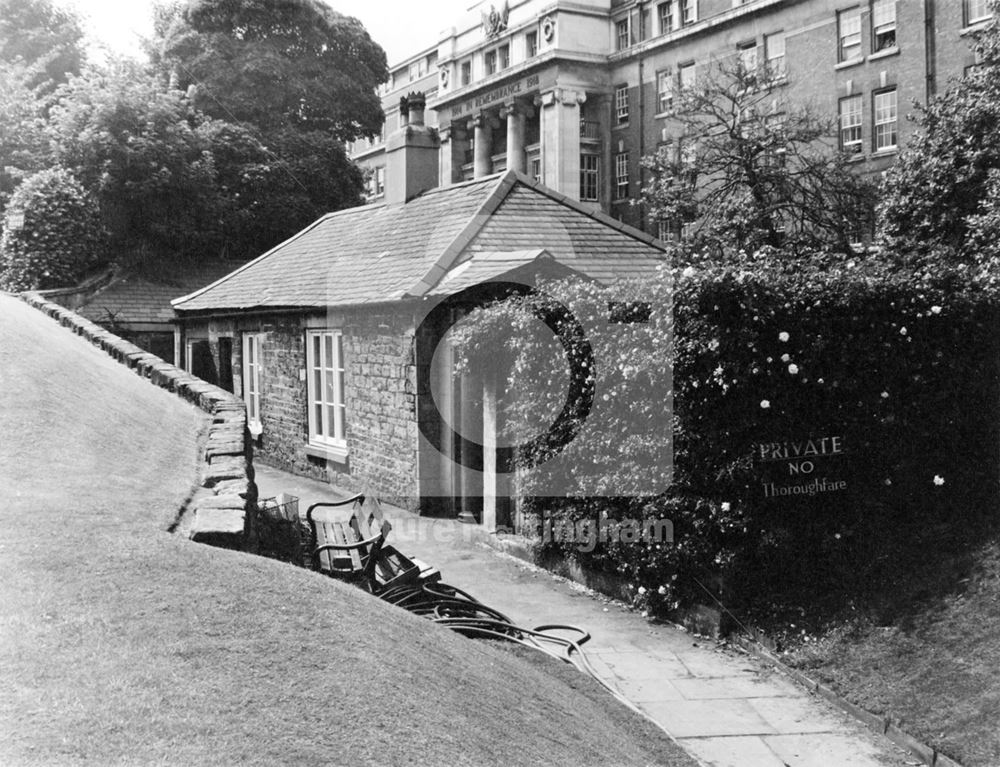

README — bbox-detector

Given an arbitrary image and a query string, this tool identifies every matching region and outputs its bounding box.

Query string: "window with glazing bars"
[615,85,629,124]
[872,0,896,51]
[658,1,674,34]
[615,152,629,199]
[873,88,897,150]
[838,8,862,61]
[306,330,347,448]
[580,154,599,201]
[765,32,785,77]
[839,94,863,153]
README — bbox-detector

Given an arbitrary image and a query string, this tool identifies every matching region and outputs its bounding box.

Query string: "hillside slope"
[0,294,694,767]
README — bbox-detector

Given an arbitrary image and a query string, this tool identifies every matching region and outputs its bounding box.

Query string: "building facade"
[349,0,992,232]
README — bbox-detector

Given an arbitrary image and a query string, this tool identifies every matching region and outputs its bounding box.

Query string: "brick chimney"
[385,91,440,205]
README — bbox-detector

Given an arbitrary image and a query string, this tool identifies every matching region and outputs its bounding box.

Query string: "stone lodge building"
[349,0,992,235]
[172,110,665,525]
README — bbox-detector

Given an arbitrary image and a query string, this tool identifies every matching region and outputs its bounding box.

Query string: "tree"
[0,166,105,290]
[46,61,223,266]
[640,58,876,261]
[877,8,1000,263]
[156,0,387,141]
[0,0,84,90]
[0,60,52,214]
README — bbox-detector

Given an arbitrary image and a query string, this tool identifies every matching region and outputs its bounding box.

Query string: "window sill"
[613,122,631,130]
[871,147,897,158]
[305,442,349,464]
[843,151,867,163]
[835,57,865,71]
[961,21,991,36]
[868,46,900,62]
[248,421,263,437]
[654,109,675,119]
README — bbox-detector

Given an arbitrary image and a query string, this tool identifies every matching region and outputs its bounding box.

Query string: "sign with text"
[756,436,848,501]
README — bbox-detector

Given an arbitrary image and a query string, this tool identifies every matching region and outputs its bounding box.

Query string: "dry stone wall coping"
[19,291,257,549]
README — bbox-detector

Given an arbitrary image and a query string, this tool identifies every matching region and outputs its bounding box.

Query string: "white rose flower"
[760,399,771,409]
[788,364,799,375]
[778,331,790,342]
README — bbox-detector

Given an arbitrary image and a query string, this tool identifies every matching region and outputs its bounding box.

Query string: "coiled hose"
[378,579,645,714]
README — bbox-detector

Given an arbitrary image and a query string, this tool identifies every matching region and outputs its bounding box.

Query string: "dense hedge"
[457,255,1000,635]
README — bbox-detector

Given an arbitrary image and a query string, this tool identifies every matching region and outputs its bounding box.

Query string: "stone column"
[501,101,527,174]
[470,113,493,178]
[439,124,455,186]
[481,368,498,533]
[538,88,585,199]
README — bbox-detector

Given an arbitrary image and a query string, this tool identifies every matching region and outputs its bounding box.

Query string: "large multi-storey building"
[349,0,992,233]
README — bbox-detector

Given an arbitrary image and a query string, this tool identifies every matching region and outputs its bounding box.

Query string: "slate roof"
[75,262,246,326]
[172,171,666,314]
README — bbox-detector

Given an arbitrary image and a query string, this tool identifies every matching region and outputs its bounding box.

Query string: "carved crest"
[482,1,510,39]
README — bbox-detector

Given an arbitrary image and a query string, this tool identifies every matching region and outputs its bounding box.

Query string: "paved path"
[257,464,916,767]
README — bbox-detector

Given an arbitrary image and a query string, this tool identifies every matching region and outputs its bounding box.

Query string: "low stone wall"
[20,292,257,548]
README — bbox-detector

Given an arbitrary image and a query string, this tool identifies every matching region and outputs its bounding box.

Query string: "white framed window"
[580,154,599,201]
[375,166,385,196]
[681,0,697,25]
[498,43,510,70]
[872,0,896,52]
[616,18,631,50]
[838,8,862,62]
[657,69,673,112]
[765,32,785,77]
[485,49,497,75]
[966,0,991,25]
[873,88,897,151]
[839,94,863,154]
[658,1,674,34]
[526,30,538,57]
[678,62,696,92]
[615,85,630,124]
[530,157,541,182]
[460,59,472,86]
[242,333,262,434]
[615,152,629,200]
[765,113,787,166]
[737,40,758,74]
[306,330,347,453]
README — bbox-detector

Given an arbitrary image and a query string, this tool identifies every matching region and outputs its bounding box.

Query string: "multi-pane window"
[526,30,538,57]
[838,8,862,62]
[498,44,510,70]
[839,94,863,153]
[738,41,758,74]
[966,0,991,25]
[242,334,262,432]
[765,32,785,77]
[678,62,696,91]
[657,69,673,112]
[616,18,631,50]
[374,166,385,196]
[873,88,897,150]
[615,85,630,124]
[681,0,697,25]
[872,0,896,51]
[615,152,630,200]
[307,330,347,450]
[530,157,541,183]
[460,59,472,86]
[765,113,787,166]
[658,1,674,33]
[580,154,599,201]
[485,49,497,75]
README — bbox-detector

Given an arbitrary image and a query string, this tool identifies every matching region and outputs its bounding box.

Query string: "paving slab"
[255,463,916,767]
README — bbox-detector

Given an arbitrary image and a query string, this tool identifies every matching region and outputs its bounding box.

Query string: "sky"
[66,0,474,66]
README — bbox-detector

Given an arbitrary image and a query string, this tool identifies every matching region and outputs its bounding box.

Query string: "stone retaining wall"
[20,292,257,548]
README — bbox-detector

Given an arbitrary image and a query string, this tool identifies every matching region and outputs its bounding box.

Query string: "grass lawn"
[784,541,1000,766]
[0,294,696,766]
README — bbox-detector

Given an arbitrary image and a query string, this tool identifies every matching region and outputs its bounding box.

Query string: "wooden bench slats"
[306,493,391,591]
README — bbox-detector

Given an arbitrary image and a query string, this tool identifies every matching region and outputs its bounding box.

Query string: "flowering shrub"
[456,252,1000,635]
[0,166,105,290]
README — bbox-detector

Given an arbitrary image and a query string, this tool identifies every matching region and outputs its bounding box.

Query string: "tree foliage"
[878,7,1000,264]
[157,0,386,141]
[0,0,84,90]
[0,60,52,214]
[0,166,105,290]
[46,62,223,266]
[641,58,876,261]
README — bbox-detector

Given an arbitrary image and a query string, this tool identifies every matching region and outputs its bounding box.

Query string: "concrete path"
[256,464,916,767]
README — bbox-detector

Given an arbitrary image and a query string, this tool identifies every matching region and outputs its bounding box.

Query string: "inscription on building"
[457,74,541,116]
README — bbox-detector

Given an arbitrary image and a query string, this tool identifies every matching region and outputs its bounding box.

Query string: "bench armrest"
[306,495,364,525]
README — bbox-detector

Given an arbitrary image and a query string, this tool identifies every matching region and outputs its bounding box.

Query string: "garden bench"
[305,494,391,590]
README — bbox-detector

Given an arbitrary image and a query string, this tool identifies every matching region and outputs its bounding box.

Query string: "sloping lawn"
[785,542,1000,766]
[0,295,695,766]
